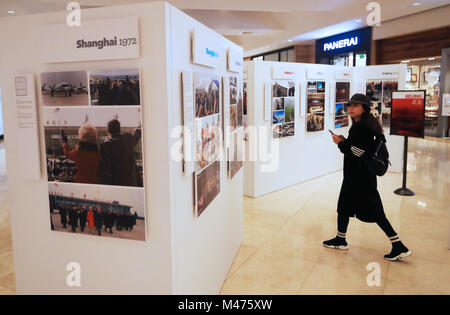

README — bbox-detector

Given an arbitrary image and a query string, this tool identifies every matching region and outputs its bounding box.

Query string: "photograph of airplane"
[41,71,89,106]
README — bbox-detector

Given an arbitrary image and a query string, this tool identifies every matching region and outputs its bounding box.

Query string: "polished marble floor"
[0,138,449,295]
[220,137,450,295]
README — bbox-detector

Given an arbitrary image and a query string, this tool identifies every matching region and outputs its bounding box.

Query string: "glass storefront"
[405,57,441,134]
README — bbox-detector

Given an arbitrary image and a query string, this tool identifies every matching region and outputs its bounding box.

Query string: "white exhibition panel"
[244,61,405,198]
[168,7,243,294]
[0,2,243,295]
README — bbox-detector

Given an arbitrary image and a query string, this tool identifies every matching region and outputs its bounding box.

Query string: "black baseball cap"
[348,93,370,111]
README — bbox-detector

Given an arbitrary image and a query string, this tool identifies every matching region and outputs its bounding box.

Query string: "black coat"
[99,129,141,187]
[337,119,386,222]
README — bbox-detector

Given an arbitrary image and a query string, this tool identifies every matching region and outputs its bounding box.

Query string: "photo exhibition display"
[194,73,221,217]
[306,81,325,132]
[41,69,146,241]
[227,76,244,179]
[366,80,398,127]
[334,82,350,128]
[272,81,295,138]
[390,90,426,138]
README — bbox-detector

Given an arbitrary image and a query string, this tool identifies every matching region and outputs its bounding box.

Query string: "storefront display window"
[405,57,441,133]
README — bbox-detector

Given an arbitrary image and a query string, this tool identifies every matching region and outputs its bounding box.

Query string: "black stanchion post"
[394,135,414,196]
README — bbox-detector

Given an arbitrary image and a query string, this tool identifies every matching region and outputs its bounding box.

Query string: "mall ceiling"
[1,0,449,55]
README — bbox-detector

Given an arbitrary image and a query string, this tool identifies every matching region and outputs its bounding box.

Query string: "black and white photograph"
[41,71,89,107]
[288,81,295,97]
[44,106,143,188]
[306,113,324,132]
[49,182,146,241]
[89,69,141,106]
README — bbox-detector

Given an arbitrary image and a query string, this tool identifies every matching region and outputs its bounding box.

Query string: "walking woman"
[323,93,412,261]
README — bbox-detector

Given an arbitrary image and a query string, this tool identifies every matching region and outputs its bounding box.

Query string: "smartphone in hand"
[328,129,335,135]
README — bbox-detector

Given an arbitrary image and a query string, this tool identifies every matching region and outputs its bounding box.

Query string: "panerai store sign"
[192,29,221,68]
[323,37,358,51]
[40,17,140,63]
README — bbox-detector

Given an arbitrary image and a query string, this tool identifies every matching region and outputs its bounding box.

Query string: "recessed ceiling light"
[355,19,363,23]
[413,2,421,6]
[288,39,293,42]
[401,60,410,63]
[7,10,15,14]
[428,57,435,60]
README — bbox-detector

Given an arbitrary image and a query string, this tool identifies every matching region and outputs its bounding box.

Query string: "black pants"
[338,213,397,238]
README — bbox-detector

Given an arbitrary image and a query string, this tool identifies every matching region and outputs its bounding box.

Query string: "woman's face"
[348,103,364,119]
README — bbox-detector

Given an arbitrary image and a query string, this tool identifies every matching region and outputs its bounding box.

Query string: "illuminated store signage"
[323,37,359,51]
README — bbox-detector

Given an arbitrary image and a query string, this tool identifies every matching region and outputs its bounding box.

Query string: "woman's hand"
[332,134,345,145]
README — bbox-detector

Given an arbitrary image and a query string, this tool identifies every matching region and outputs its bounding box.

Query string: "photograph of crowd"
[195,73,220,118]
[196,160,220,217]
[41,71,89,107]
[48,182,146,241]
[366,81,383,103]
[336,82,350,103]
[382,81,398,109]
[44,107,144,188]
[236,88,243,128]
[89,69,141,106]
[228,128,243,179]
[306,113,325,132]
[195,113,220,172]
[273,122,295,138]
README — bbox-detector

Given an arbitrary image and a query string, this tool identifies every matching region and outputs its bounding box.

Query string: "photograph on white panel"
[306,113,325,132]
[273,122,295,138]
[228,128,243,179]
[41,71,89,107]
[272,81,288,97]
[49,182,146,241]
[334,115,349,128]
[284,98,295,123]
[336,82,350,103]
[272,97,284,111]
[43,106,143,188]
[89,68,141,106]
[307,81,325,94]
[236,79,244,128]
[195,73,220,118]
[272,110,285,124]
[307,94,325,114]
[196,160,220,217]
[194,73,221,217]
[195,113,221,172]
